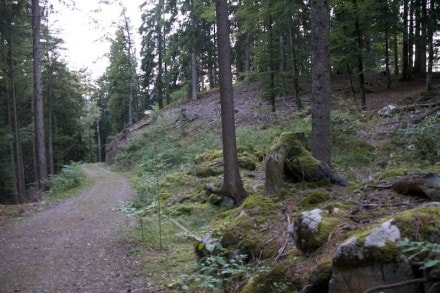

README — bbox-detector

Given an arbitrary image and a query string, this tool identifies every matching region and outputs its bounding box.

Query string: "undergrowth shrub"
[398,238,440,272]
[398,117,440,162]
[47,162,85,194]
[178,248,269,292]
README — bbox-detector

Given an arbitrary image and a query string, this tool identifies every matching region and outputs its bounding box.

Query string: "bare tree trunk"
[191,50,198,101]
[426,0,434,90]
[385,25,391,89]
[46,58,54,175]
[287,17,302,110]
[400,0,411,81]
[7,36,25,203]
[244,32,251,81]
[353,0,366,109]
[409,0,414,73]
[311,0,331,167]
[96,119,102,162]
[215,0,247,205]
[347,63,357,102]
[33,0,47,192]
[393,33,399,75]
[122,7,134,125]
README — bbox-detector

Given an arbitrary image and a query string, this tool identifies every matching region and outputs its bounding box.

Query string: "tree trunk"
[7,36,25,203]
[191,50,198,101]
[393,32,399,75]
[96,119,102,162]
[408,0,414,73]
[122,8,134,126]
[244,31,251,81]
[46,52,55,175]
[353,0,366,109]
[385,25,391,89]
[426,0,434,90]
[156,0,164,109]
[311,0,331,167]
[287,17,302,110]
[32,0,47,192]
[400,0,411,81]
[413,0,422,75]
[215,0,247,205]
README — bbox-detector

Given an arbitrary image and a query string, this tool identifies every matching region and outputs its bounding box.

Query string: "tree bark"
[353,0,366,109]
[400,0,411,81]
[7,36,26,203]
[426,0,434,90]
[32,0,47,191]
[215,0,247,205]
[287,16,302,110]
[122,7,134,126]
[191,50,198,101]
[311,0,331,167]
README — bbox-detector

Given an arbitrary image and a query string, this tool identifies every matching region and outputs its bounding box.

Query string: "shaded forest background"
[0,0,439,204]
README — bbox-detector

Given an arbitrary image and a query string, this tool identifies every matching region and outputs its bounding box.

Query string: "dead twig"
[169,218,198,239]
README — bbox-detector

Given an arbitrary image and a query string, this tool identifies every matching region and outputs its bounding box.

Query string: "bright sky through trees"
[49,0,143,79]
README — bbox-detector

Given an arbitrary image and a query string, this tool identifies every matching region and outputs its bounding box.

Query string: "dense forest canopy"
[0,0,439,204]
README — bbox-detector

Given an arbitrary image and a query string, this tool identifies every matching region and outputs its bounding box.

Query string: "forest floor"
[0,164,158,293]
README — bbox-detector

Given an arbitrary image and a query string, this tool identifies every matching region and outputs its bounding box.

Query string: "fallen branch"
[169,218,198,239]
[364,277,428,293]
[407,106,440,125]
[352,201,411,208]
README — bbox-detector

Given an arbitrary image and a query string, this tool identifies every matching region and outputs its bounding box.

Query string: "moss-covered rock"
[329,205,440,293]
[289,208,338,254]
[264,132,343,193]
[219,196,281,259]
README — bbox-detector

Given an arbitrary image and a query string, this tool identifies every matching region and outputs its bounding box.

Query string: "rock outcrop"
[329,205,440,293]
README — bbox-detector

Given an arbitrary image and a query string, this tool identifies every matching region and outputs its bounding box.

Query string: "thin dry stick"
[169,218,198,239]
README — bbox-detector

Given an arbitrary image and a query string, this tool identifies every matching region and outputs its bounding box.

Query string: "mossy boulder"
[219,196,281,259]
[265,132,346,193]
[329,205,440,293]
[288,208,338,254]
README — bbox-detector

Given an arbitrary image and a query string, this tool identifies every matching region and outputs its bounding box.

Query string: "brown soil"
[0,164,157,293]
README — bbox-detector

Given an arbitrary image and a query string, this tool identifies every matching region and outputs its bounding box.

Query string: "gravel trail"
[0,164,155,292]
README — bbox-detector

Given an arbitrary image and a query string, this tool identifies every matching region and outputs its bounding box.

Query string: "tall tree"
[32,0,47,190]
[216,0,247,205]
[311,0,331,167]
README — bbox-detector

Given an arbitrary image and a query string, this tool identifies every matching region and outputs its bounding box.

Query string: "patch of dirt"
[0,164,159,292]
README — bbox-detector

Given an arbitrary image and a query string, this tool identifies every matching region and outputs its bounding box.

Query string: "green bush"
[48,162,86,194]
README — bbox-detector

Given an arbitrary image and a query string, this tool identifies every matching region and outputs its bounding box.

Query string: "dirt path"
[0,164,156,292]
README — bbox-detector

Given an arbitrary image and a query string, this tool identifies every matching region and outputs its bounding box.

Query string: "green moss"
[300,192,331,208]
[193,149,223,164]
[393,206,440,242]
[192,167,223,178]
[295,211,339,253]
[238,152,258,170]
[241,262,296,293]
[219,196,280,259]
[168,204,193,216]
[241,195,280,218]
[316,217,339,245]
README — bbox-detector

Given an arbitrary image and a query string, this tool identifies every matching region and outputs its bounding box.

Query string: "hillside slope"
[106,75,440,292]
